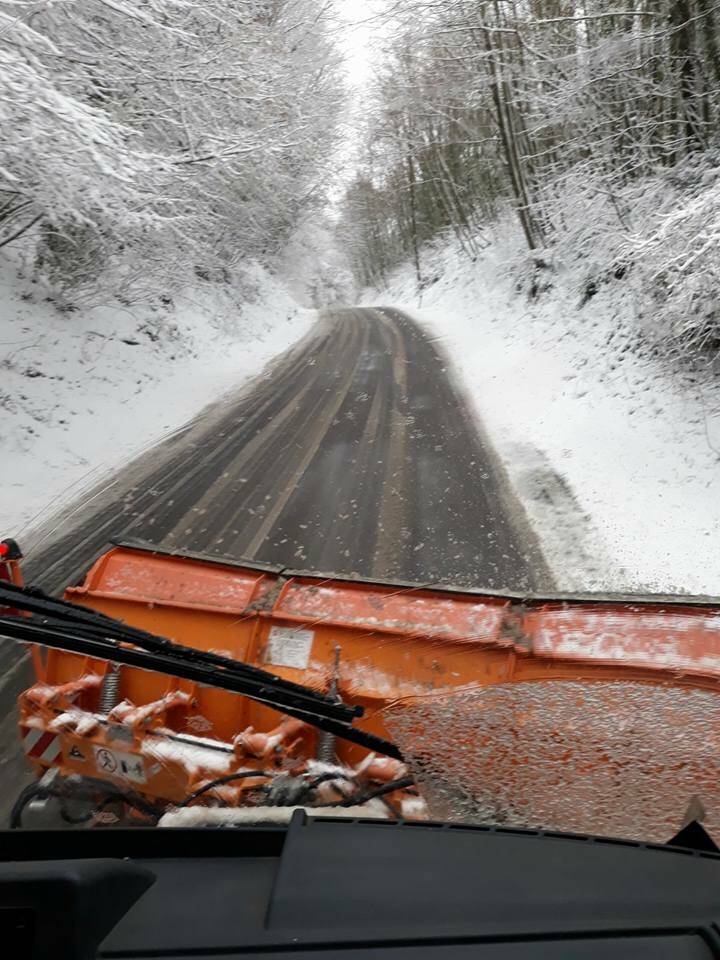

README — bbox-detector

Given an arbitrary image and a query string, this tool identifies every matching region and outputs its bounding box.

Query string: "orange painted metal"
[16,543,720,810]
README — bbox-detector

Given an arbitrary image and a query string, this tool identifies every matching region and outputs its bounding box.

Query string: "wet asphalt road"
[20,307,549,593]
[0,306,551,820]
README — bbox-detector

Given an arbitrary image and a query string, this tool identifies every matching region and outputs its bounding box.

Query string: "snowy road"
[21,307,550,593]
[0,307,550,821]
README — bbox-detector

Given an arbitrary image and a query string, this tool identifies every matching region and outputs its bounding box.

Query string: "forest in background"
[0,0,345,306]
[340,1,720,361]
[5,0,720,361]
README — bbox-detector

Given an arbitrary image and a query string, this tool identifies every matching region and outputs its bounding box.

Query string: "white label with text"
[264,626,314,670]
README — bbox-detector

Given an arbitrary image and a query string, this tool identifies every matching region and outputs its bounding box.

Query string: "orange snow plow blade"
[10,540,720,839]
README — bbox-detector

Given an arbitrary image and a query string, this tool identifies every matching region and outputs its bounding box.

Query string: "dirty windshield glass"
[1,0,720,846]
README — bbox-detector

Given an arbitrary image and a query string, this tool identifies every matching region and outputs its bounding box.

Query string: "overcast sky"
[334,0,386,86]
[323,1,396,210]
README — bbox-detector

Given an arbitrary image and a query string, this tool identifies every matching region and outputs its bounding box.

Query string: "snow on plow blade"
[9,540,720,839]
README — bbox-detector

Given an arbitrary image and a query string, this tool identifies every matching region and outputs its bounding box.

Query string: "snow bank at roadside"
[1,250,315,537]
[366,229,720,595]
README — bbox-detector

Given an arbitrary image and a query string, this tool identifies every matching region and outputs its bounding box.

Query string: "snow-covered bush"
[623,151,720,358]
[543,147,720,360]
[280,217,356,307]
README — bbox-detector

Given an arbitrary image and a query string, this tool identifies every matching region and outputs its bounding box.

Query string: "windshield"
[1,0,719,844]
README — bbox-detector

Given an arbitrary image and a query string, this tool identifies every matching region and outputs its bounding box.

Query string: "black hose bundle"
[10,775,164,829]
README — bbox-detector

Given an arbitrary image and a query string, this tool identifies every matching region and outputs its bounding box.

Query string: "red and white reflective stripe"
[22,728,62,764]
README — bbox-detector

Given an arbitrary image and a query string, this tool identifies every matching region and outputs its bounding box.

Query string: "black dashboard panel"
[2,813,720,959]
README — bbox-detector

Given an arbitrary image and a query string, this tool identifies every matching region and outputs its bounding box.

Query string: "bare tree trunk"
[405,152,422,284]
[670,0,703,150]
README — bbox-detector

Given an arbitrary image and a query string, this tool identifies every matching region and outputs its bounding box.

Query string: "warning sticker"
[264,626,314,670]
[93,746,146,784]
[22,728,61,764]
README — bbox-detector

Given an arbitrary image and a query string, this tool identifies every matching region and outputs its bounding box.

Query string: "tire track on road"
[255,310,393,572]
[160,316,357,554]
[193,313,364,558]
[241,318,369,559]
[371,309,411,579]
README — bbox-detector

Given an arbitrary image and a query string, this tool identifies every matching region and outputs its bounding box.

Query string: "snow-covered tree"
[0,0,346,301]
